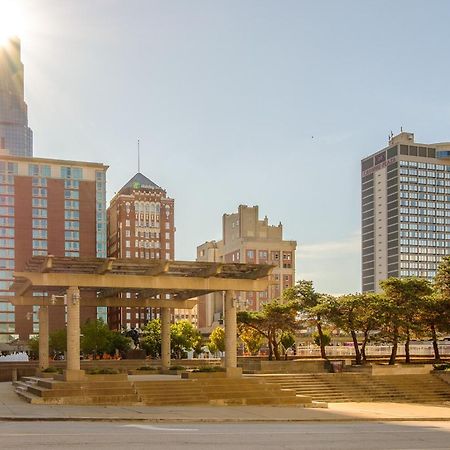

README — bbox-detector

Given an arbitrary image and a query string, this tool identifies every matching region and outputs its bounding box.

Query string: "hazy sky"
[6,0,450,294]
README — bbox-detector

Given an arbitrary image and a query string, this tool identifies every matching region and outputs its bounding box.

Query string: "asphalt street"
[1,420,450,450]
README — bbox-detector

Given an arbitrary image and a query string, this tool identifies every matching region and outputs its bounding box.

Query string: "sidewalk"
[1,382,450,423]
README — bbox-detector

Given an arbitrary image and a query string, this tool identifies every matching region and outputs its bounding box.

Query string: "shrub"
[137,366,157,371]
[191,366,226,373]
[42,366,58,373]
[169,365,186,371]
[433,363,450,371]
[86,367,119,375]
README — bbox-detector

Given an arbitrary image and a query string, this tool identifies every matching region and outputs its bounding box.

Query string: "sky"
[3,0,450,294]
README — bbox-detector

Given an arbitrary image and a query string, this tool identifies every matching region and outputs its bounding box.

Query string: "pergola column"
[161,307,171,370]
[224,290,241,378]
[64,286,85,381]
[38,305,49,371]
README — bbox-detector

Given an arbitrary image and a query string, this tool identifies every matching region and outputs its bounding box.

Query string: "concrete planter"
[181,371,227,379]
[371,364,432,375]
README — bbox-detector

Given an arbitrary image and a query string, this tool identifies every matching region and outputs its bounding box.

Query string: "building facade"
[196,205,297,332]
[0,38,33,157]
[0,154,108,341]
[107,172,179,330]
[361,131,450,292]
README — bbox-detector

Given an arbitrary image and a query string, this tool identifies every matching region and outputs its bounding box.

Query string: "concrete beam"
[14,272,269,292]
[40,256,53,273]
[96,257,115,274]
[12,296,198,309]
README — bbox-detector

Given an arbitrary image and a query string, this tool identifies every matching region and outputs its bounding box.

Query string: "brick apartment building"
[0,154,108,341]
[107,172,183,330]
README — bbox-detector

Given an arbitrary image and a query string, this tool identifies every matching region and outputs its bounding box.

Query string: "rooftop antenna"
[137,139,140,173]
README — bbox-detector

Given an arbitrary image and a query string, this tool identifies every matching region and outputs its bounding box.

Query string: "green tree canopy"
[208,326,225,354]
[283,280,333,359]
[238,299,298,360]
[379,277,432,364]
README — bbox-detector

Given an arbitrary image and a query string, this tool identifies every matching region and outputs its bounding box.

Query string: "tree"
[208,327,225,355]
[170,320,201,359]
[238,299,298,360]
[417,293,450,362]
[239,327,265,356]
[283,280,332,359]
[280,331,296,359]
[379,277,432,365]
[80,319,112,356]
[328,293,382,365]
[141,319,161,358]
[108,331,132,355]
[435,255,450,296]
[49,328,67,355]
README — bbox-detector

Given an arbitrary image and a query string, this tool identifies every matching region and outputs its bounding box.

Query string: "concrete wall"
[238,357,330,374]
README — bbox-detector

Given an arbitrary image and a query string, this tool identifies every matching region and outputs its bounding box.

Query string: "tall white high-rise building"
[361,131,450,292]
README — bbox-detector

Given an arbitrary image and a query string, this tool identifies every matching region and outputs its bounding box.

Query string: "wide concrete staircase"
[14,376,140,405]
[254,373,450,403]
[14,375,318,407]
[133,377,315,406]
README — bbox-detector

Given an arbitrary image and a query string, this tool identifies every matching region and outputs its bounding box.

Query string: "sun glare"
[0,1,25,45]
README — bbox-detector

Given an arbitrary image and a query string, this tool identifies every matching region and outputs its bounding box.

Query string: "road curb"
[1,416,450,423]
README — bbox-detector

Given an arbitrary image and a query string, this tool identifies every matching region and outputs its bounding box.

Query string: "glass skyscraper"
[0,38,33,157]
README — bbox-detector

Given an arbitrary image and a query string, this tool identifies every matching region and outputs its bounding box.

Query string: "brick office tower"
[0,38,33,157]
[196,205,297,332]
[107,173,175,330]
[361,131,450,292]
[0,154,108,341]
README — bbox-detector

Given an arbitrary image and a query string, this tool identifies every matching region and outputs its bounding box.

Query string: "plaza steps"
[254,373,450,403]
[132,377,317,407]
[14,376,140,405]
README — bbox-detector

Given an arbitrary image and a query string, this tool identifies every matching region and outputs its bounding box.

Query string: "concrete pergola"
[10,256,272,381]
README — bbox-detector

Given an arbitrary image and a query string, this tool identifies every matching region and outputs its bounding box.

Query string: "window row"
[400,247,447,254]
[400,239,450,247]
[400,184,450,193]
[399,161,447,170]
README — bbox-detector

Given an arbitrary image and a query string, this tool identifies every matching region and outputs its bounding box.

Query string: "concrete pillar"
[224,290,241,377]
[38,305,49,371]
[161,307,171,370]
[64,287,85,381]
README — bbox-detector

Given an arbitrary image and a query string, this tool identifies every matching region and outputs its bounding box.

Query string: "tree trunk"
[389,328,398,365]
[272,339,281,360]
[431,323,441,363]
[351,329,362,365]
[361,329,369,362]
[316,320,327,359]
[404,328,410,364]
[268,336,273,361]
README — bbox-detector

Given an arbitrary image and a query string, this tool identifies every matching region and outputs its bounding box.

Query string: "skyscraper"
[361,131,450,292]
[107,172,176,330]
[196,205,297,332]
[0,38,33,157]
